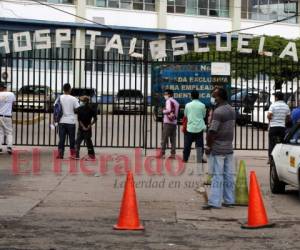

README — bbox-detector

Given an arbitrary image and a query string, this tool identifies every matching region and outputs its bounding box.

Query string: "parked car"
[70,88,101,114]
[113,89,144,114]
[249,90,294,129]
[270,123,300,198]
[14,85,55,112]
[231,89,259,126]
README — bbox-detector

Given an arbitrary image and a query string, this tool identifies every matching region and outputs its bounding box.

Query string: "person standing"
[159,89,179,158]
[56,83,80,159]
[0,83,15,154]
[203,88,236,209]
[73,96,97,160]
[183,90,206,163]
[267,92,290,161]
[291,103,300,125]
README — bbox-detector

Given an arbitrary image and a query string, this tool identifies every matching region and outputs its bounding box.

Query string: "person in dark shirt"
[73,96,97,160]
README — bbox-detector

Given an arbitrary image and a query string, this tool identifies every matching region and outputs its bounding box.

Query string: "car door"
[282,127,300,186]
[275,143,293,181]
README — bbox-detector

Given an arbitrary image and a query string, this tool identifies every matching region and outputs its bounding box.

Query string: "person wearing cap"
[267,92,291,162]
[0,83,15,154]
[73,95,97,160]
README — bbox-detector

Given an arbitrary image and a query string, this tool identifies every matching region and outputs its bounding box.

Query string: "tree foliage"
[181,36,300,84]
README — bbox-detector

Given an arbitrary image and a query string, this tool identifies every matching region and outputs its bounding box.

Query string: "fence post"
[143,40,149,156]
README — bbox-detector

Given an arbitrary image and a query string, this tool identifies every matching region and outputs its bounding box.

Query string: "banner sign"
[151,63,231,107]
[0,30,299,62]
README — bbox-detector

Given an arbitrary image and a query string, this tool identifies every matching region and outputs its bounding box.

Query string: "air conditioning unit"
[1,67,11,83]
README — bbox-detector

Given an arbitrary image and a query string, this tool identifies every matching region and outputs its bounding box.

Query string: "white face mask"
[164,95,169,100]
[210,97,216,105]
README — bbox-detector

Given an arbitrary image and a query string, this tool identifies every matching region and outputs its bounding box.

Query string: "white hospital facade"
[0,0,299,39]
[0,0,299,92]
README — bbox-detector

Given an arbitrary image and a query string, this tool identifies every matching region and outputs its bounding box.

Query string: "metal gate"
[1,47,299,150]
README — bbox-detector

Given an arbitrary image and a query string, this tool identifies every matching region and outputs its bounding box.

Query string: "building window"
[167,0,229,17]
[167,0,186,14]
[242,0,298,23]
[86,0,155,11]
[47,0,74,4]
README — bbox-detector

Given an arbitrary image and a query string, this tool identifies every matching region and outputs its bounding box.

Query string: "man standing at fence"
[56,83,80,159]
[0,83,15,155]
[159,89,179,159]
[203,87,236,209]
[183,90,206,163]
[267,92,290,162]
[73,96,97,160]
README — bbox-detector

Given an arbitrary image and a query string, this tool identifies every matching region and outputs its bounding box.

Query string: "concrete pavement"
[0,148,299,249]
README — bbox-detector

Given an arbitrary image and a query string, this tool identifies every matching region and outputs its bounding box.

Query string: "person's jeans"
[183,131,203,162]
[208,153,235,207]
[268,126,286,156]
[161,123,177,155]
[75,128,95,157]
[58,123,76,157]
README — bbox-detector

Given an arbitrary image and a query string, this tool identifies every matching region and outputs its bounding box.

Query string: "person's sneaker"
[202,204,221,210]
[71,155,80,160]
[82,155,96,161]
[7,147,12,155]
[222,203,235,208]
[156,153,165,159]
[168,154,176,159]
[201,159,207,163]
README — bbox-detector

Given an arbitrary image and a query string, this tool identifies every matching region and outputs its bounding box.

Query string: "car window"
[71,89,95,97]
[117,90,143,98]
[19,86,47,94]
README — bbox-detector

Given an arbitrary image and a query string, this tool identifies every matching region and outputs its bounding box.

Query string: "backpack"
[167,100,177,121]
[53,96,63,123]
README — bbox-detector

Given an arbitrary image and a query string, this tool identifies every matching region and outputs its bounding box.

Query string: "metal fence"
[1,47,299,150]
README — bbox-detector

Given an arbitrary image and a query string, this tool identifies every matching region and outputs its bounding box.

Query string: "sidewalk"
[0,147,299,249]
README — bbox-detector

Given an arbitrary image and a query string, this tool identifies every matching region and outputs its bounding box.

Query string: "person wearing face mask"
[182,90,206,163]
[73,95,97,160]
[203,87,236,210]
[159,89,179,158]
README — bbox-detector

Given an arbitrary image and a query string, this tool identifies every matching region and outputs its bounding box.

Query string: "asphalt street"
[0,148,299,250]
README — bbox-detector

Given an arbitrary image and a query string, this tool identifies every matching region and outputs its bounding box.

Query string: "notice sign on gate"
[151,62,231,108]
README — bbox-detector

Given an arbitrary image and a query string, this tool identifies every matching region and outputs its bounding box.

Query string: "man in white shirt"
[0,83,16,154]
[56,83,80,159]
[267,92,290,161]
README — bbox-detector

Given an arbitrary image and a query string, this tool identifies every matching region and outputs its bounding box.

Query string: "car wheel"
[236,116,246,126]
[45,103,51,113]
[270,158,286,194]
[112,109,118,115]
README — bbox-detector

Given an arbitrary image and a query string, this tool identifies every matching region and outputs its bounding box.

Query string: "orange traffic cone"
[114,171,144,230]
[242,171,275,229]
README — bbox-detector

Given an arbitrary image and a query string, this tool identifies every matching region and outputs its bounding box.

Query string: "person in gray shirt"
[203,87,236,209]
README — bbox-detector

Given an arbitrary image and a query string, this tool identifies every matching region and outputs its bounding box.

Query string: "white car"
[271,124,300,198]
